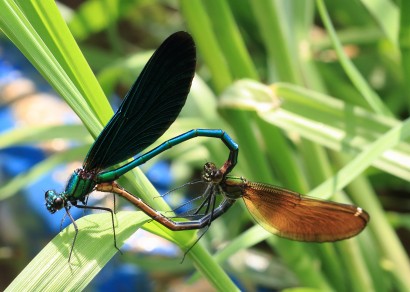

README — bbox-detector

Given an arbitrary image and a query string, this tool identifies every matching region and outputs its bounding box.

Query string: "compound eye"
[45,190,52,199]
[53,197,64,209]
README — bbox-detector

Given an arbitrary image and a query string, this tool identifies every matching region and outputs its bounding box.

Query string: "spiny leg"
[64,206,78,263]
[164,185,213,219]
[60,211,68,232]
[191,185,215,216]
[74,203,123,255]
[158,180,206,215]
[155,179,202,199]
[166,192,211,215]
[112,193,117,214]
[180,190,218,263]
[82,195,90,216]
[194,191,212,216]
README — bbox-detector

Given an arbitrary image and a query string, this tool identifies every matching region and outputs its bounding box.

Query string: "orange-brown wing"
[242,182,369,242]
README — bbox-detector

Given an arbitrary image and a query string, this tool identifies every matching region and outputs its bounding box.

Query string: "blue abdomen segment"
[96,129,239,183]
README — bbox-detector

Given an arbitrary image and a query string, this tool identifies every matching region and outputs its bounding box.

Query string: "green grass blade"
[0,0,101,135]
[180,0,232,93]
[360,0,399,45]
[250,1,300,83]
[19,0,113,124]
[0,125,89,148]
[203,0,258,80]
[316,0,392,117]
[5,211,149,291]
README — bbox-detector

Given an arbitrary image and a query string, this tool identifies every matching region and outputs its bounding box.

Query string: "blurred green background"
[0,0,409,291]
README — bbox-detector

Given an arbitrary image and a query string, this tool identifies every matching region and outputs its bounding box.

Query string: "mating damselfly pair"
[45,32,369,261]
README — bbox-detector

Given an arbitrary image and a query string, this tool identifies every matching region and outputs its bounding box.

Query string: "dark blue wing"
[83,31,196,171]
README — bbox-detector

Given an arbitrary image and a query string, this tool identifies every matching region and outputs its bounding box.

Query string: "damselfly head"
[202,162,223,183]
[45,190,65,213]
